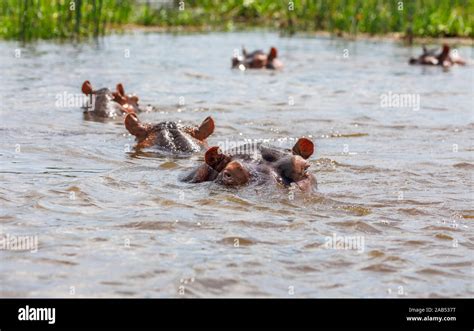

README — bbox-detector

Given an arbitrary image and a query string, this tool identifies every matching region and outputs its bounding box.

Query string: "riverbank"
[1,0,472,41]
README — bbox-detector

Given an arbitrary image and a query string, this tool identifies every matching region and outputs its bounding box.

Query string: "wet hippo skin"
[182,138,317,192]
[124,113,215,153]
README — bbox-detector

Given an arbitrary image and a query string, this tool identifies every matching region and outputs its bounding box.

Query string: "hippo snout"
[217,161,250,186]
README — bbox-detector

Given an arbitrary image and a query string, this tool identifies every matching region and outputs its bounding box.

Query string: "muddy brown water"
[0,32,472,297]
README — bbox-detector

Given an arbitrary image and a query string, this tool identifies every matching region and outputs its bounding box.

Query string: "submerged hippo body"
[82,80,141,118]
[124,113,215,153]
[409,44,466,67]
[182,138,317,192]
[232,47,283,70]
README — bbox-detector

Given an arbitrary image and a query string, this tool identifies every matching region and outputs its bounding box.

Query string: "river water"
[0,31,472,297]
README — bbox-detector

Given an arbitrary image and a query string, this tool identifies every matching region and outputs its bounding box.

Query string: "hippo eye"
[224,172,232,178]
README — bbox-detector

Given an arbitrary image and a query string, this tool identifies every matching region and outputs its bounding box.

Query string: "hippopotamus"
[232,47,283,70]
[81,80,141,118]
[182,138,316,192]
[409,44,466,67]
[124,113,215,153]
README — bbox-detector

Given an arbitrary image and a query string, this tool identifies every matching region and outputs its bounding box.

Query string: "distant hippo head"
[232,47,283,70]
[409,44,466,67]
[124,113,215,152]
[82,80,139,118]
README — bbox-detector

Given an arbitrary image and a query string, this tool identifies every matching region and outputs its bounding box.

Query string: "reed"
[0,0,472,40]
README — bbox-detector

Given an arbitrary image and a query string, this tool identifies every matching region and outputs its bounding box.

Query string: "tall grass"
[0,0,472,40]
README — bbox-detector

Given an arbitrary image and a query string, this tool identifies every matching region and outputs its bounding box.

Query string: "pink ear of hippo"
[292,138,314,159]
[116,83,125,97]
[196,116,215,141]
[205,146,222,167]
[81,80,93,95]
[268,47,278,61]
[124,113,148,139]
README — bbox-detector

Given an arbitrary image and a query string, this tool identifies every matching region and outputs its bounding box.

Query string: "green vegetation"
[1,0,472,40]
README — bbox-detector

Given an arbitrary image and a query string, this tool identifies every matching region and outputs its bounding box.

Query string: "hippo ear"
[268,47,278,60]
[292,138,314,159]
[116,83,125,97]
[205,146,232,172]
[82,80,93,95]
[205,146,222,167]
[124,113,148,139]
[195,116,215,141]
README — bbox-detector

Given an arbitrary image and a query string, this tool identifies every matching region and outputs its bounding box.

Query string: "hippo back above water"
[124,113,215,153]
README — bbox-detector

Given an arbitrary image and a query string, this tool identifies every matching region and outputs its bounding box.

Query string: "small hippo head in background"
[232,47,283,70]
[81,80,141,118]
[124,113,215,153]
[409,44,466,67]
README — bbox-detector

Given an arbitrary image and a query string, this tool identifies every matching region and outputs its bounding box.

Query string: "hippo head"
[82,80,138,117]
[82,80,139,113]
[82,80,115,115]
[275,155,311,184]
[112,83,140,113]
[204,147,250,186]
[273,138,315,186]
[125,113,215,151]
[232,47,282,70]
